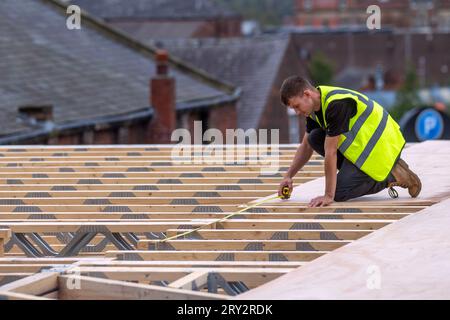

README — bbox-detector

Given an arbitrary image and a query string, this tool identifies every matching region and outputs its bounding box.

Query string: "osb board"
[249,140,450,205]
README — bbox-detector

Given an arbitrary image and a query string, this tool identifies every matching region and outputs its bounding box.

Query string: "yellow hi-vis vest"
[310,85,406,182]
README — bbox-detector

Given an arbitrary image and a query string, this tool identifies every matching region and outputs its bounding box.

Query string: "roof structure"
[70,0,239,20]
[0,0,238,139]
[0,141,448,299]
[110,20,209,40]
[153,37,292,130]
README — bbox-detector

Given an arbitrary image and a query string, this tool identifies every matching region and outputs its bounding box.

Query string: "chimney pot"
[155,50,169,76]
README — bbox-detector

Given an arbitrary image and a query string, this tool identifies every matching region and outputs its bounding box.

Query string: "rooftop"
[71,0,240,20]
[0,0,238,139]
[0,141,448,299]
[154,36,291,129]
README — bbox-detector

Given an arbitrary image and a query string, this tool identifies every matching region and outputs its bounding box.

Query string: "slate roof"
[152,37,291,129]
[71,0,239,20]
[108,20,207,40]
[0,0,238,138]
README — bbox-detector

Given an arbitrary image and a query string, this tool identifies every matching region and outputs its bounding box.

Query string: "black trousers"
[308,128,396,202]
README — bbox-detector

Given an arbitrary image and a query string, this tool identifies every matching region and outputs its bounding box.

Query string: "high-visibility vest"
[309,85,406,182]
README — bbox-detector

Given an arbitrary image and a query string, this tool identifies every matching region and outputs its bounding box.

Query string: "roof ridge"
[41,0,240,97]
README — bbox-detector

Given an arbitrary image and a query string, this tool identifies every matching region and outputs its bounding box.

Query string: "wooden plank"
[76,260,305,269]
[0,228,11,257]
[0,264,70,273]
[250,205,427,213]
[0,171,323,179]
[0,190,275,198]
[78,267,293,289]
[0,221,209,233]
[0,204,244,213]
[0,154,299,160]
[166,229,372,240]
[168,271,210,290]
[0,274,32,285]
[0,177,311,184]
[0,183,280,191]
[0,291,51,300]
[107,250,326,262]
[0,144,299,151]
[0,228,11,239]
[58,275,228,300]
[41,291,59,299]
[138,239,351,251]
[0,204,427,214]
[0,212,411,222]
[0,257,109,265]
[0,272,58,295]
[214,219,394,230]
[0,196,264,205]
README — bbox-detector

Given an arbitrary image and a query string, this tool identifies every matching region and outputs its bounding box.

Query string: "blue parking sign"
[415,108,444,141]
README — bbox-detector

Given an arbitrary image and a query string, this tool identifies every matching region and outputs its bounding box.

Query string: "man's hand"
[278,177,293,198]
[308,195,334,207]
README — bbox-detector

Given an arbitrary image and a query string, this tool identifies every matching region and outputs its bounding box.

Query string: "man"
[278,76,421,207]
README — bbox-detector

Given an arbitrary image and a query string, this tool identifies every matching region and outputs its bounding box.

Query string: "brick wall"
[291,32,450,86]
[294,0,450,29]
[192,18,242,37]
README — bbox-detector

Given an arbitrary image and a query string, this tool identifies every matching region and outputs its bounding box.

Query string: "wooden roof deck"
[0,143,443,300]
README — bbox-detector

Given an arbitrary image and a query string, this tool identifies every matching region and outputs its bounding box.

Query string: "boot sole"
[397,159,422,197]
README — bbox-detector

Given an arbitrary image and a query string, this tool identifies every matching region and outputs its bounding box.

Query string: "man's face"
[287,90,315,117]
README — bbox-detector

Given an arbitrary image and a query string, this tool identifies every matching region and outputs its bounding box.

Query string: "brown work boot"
[388,158,422,198]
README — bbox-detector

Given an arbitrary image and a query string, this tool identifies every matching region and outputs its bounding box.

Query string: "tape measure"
[281,186,291,199]
[159,187,293,243]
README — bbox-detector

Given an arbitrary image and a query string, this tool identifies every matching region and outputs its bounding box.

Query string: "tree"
[308,52,335,86]
[390,65,421,121]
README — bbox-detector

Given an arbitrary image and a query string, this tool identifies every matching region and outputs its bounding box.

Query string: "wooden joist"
[165,229,372,240]
[0,221,210,233]
[0,177,312,185]
[0,211,411,221]
[0,290,52,300]
[57,275,228,300]
[73,267,292,289]
[106,250,327,262]
[0,271,59,296]
[74,260,305,269]
[0,183,281,191]
[137,239,351,251]
[0,228,11,257]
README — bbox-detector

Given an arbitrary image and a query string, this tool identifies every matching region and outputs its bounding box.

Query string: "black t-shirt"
[306,98,357,137]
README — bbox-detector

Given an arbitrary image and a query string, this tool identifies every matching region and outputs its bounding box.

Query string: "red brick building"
[294,0,450,30]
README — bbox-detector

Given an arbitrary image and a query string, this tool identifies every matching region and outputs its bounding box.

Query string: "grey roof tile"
[0,0,235,136]
[154,37,290,129]
[71,0,238,19]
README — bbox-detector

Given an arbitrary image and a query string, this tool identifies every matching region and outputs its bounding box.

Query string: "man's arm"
[309,135,339,207]
[278,133,313,196]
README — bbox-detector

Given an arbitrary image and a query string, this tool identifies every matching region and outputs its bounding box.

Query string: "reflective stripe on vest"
[310,86,405,182]
[324,89,390,168]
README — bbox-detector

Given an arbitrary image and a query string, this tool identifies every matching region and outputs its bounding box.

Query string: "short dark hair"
[280,76,314,106]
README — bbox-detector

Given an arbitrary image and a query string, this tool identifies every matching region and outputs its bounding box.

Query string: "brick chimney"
[148,50,176,143]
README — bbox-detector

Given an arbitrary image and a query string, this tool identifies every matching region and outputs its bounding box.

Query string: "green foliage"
[308,52,335,86]
[216,0,294,27]
[390,65,421,121]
